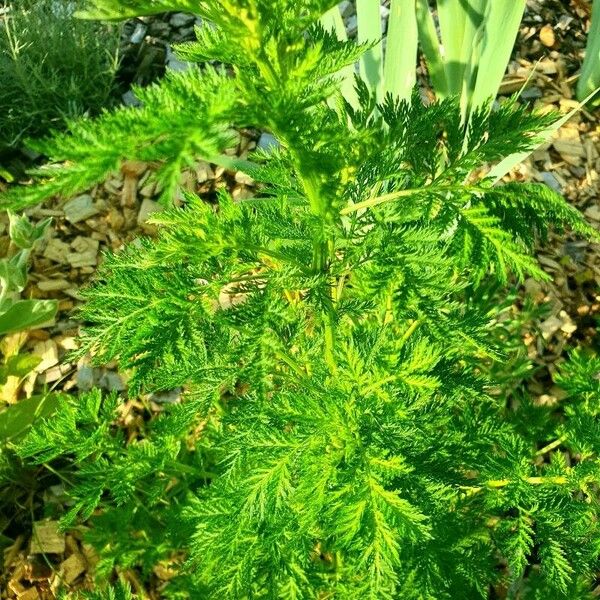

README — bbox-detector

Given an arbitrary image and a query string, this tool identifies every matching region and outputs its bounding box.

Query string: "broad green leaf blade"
[0,256,28,295]
[0,393,63,442]
[8,211,52,250]
[436,0,470,96]
[321,5,360,108]
[489,90,599,183]
[468,0,527,114]
[577,0,600,101]
[415,0,448,98]
[0,300,57,335]
[356,0,384,101]
[383,0,418,103]
[0,354,42,384]
[457,0,486,121]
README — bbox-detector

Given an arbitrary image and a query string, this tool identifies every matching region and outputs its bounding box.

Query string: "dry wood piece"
[37,279,71,292]
[539,24,556,47]
[585,205,600,221]
[553,138,586,166]
[8,576,26,595]
[32,340,59,374]
[196,161,214,183]
[121,160,147,207]
[16,587,40,600]
[29,521,65,555]
[137,198,164,232]
[63,194,99,224]
[67,237,100,268]
[42,238,70,264]
[59,552,87,584]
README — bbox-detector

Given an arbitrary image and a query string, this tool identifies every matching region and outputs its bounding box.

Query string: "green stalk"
[340,183,487,214]
[456,0,486,120]
[462,475,569,497]
[254,44,338,373]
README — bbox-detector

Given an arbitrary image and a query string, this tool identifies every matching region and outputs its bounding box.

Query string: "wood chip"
[540,316,563,340]
[59,552,87,584]
[137,198,164,231]
[56,336,78,351]
[121,160,147,207]
[540,24,556,47]
[29,521,65,555]
[37,279,71,292]
[38,364,72,384]
[67,236,100,268]
[553,139,586,166]
[196,161,214,183]
[33,339,59,373]
[8,580,26,596]
[234,171,254,186]
[63,194,99,224]
[121,160,147,178]
[585,205,600,221]
[43,238,70,264]
[17,587,40,600]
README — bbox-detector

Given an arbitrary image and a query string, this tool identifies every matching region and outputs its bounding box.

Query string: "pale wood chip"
[585,205,600,221]
[43,238,70,264]
[63,194,100,224]
[540,316,563,340]
[59,552,87,584]
[234,171,254,186]
[138,198,164,232]
[67,251,98,268]
[539,24,556,47]
[38,364,72,385]
[121,176,138,208]
[37,279,71,292]
[33,340,59,374]
[121,160,147,177]
[553,139,585,166]
[30,521,65,555]
[56,336,78,351]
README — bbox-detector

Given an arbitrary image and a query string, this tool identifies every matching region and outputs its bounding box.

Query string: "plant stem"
[340,184,489,215]
[254,43,338,374]
[535,435,568,456]
[462,475,569,497]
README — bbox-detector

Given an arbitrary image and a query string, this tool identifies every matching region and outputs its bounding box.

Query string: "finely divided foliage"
[7,0,600,598]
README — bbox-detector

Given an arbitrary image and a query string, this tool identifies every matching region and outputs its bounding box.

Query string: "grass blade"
[436,0,470,96]
[469,0,526,114]
[458,0,487,117]
[415,0,448,97]
[356,0,384,101]
[577,0,600,101]
[383,0,418,102]
[489,89,599,183]
[321,5,360,108]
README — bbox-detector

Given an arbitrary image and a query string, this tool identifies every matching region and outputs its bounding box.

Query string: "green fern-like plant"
[8,1,600,598]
